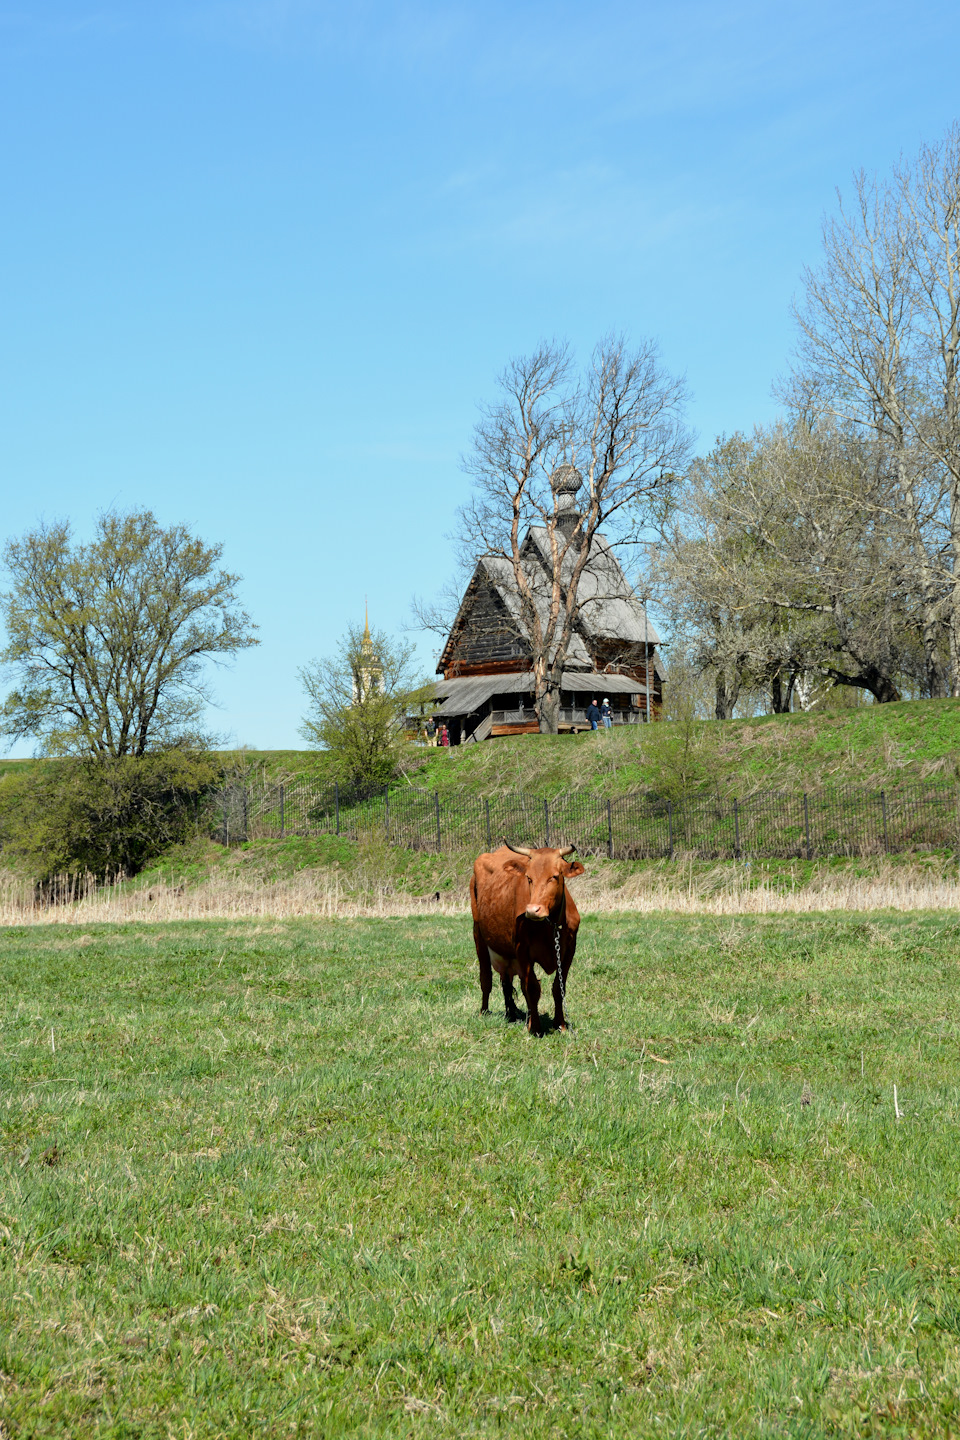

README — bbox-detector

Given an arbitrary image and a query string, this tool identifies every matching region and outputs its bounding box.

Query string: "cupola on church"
[431,466,663,744]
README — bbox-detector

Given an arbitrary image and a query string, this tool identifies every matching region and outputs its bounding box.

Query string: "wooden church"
[432,466,664,744]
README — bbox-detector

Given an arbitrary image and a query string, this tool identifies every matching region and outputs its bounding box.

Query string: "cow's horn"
[503,838,533,857]
[558,842,577,857]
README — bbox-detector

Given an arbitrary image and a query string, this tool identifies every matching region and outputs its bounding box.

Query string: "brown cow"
[470,840,585,1036]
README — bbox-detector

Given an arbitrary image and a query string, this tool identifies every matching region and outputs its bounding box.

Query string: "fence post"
[335,782,340,836]
[242,789,248,843]
[435,791,442,853]
[733,797,740,859]
[668,799,674,859]
[222,792,228,847]
[607,798,613,859]
[881,790,889,853]
[279,784,285,839]
[485,797,492,851]
[385,786,390,843]
[544,797,550,847]
[803,792,811,860]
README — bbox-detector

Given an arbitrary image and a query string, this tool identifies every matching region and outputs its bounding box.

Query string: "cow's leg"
[474,923,493,1014]
[522,965,542,1037]
[501,971,523,1023]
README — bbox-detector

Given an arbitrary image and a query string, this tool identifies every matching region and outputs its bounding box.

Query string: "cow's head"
[503,840,585,922]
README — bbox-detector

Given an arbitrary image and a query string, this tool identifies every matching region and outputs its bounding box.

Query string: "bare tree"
[451,337,689,733]
[792,123,960,694]
[646,518,757,720]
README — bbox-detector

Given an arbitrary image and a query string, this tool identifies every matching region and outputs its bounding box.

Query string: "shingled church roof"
[437,528,662,678]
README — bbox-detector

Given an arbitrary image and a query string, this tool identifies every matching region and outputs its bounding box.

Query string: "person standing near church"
[601,698,613,728]
[586,699,600,730]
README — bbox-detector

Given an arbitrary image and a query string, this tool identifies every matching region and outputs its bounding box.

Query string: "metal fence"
[210,777,960,860]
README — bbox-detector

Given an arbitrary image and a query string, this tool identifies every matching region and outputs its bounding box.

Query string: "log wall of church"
[445,584,530,675]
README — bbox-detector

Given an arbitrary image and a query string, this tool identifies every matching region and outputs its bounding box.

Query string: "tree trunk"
[866,672,902,703]
[770,667,799,713]
[783,668,798,711]
[827,666,902,703]
[795,672,814,711]
[951,513,960,697]
[715,665,740,721]
[538,683,561,735]
[924,642,948,699]
[918,571,948,697]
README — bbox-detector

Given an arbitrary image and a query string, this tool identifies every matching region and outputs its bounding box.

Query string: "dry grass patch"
[4,851,960,925]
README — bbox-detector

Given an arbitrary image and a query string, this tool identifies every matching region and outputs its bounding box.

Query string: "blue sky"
[1,0,958,754]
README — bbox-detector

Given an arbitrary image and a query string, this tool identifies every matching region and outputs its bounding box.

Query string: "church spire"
[353,599,383,702]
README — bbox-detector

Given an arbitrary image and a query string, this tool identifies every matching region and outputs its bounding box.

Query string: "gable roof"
[437,527,660,675]
[523,529,661,646]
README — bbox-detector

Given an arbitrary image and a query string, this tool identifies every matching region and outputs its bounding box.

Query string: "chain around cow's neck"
[553,922,567,1016]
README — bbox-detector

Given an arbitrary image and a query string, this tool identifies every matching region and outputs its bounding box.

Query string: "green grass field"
[3,911,960,1437]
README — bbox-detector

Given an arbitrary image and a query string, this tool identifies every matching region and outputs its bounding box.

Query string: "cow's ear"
[564,860,585,878]
[503,858,528,876]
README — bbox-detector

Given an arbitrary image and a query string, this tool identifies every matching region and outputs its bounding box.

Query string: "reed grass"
[3,852,960,925]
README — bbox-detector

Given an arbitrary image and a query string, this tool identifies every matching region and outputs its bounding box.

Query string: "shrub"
[0,750,220,884]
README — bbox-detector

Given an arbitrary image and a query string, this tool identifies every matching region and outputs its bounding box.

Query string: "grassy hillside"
[404,698,960,799]
[0,757,39,782]
[217,748,331,781]
[0,752,329,787]
[3,911,960,1435]
[9,701,960,801]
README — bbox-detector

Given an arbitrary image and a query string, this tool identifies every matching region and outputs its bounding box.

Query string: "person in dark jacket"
[585,699,600,730]
[601,698,613,728]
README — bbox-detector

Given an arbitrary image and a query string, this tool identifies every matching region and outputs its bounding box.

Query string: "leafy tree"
[649,424,927,709]
[299,623,428,793]
[0,510,258,757]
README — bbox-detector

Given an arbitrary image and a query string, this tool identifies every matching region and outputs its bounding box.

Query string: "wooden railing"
[558,707,643,725]
[490,708,539,724]
[487,706,644,727]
